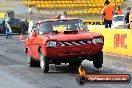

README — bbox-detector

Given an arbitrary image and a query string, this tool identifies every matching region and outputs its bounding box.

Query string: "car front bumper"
[46,44,103,58]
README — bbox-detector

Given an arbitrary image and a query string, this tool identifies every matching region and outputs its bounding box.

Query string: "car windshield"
[0,19,4,24]
[39,19,88,34]
[113,16,124,21]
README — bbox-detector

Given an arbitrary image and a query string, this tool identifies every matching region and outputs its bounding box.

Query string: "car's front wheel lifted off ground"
[92,51,103,69]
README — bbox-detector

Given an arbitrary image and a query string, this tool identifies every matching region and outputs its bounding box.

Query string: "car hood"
[45,31,103,42]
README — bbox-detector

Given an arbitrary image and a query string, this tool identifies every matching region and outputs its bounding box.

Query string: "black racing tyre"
[76,76,87,85]
[39,49,49,73]
[93,51,103,69]
[28,54,40,67]
[20,25,27,34]
[69,61,82,68]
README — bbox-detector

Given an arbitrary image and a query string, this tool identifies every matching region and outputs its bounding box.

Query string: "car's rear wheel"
[39,49,49,73]
[28,54,40,67]
[20,25,27,34]
[92,51,103,69]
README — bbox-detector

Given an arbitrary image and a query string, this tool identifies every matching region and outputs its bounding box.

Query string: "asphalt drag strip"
[0,35,131,88]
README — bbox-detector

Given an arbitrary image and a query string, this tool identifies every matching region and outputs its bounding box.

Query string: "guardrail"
[89,28,132,57]
[83,20,104,26]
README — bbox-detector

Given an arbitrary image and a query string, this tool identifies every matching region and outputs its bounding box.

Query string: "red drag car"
[25,18,104,73]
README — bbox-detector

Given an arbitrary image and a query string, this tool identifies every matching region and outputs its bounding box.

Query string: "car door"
[10,18,21,27]
[9,18,15,27]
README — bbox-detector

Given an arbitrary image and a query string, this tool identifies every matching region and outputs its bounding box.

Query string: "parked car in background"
[112,15,125,29]
[0,18,29,34]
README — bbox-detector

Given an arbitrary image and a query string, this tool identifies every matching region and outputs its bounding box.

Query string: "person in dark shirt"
[124,7,131,29]
[125,7,131,24]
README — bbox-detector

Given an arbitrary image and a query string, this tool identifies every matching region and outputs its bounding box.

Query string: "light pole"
[27,0,31,20]
[54,0,57,15]
[86,0,88,19]
[4,0,6,13]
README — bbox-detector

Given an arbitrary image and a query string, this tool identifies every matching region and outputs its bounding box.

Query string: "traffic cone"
[20,33,24,41]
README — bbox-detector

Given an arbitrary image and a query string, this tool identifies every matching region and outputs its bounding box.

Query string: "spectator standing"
[125,7,131,24]
[115,6,122,15]
[129,12,132,29]
[101,0,116,28]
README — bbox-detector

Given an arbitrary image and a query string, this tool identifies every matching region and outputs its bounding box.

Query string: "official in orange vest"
[101,0,116,28]
[115,6,122,15]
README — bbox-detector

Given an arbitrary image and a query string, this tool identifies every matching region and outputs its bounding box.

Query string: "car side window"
[36,23,40,34]
[38,23,43,34]
[31,24,38,34]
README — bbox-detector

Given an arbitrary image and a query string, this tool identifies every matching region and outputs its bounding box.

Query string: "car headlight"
[46,41,57,47]
[92,38,104,44]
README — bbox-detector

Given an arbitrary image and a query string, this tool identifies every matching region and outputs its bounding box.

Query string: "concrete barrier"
[83,20,104,26]
[89,28,132,57]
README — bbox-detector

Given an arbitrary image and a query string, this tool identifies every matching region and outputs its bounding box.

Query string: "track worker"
[115,6,122,15]
[101,0,116,28]
[125,7,131,28]
[5,15,12,39]
[129,13,132,29]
